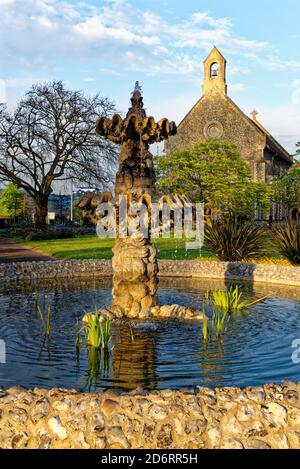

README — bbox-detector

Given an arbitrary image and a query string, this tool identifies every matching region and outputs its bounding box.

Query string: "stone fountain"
[79,83,203,321]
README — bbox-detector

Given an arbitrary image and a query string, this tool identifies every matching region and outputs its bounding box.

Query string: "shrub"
[273,218,300,265]
[25,230,76,241]
[204,217,266,262]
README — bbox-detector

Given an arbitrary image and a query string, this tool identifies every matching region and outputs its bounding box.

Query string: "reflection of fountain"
[79,84,203,320]
[111,323,158,390]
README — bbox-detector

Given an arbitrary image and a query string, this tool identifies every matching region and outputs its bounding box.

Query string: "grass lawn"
[13,232,288,263]
[14,235,213,260]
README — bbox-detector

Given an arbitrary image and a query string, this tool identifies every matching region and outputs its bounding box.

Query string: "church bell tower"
[202,46,227,95]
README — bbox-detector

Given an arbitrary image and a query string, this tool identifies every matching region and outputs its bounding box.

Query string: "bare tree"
[0,81,117,225]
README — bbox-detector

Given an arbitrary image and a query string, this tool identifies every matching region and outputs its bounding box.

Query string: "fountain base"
[82,304,204,323]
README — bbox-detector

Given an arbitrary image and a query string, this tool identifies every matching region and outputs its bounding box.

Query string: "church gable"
[166,89,266,180]
[165,47,292,182]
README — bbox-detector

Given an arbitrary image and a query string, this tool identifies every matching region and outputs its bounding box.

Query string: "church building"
[165,47,293,183]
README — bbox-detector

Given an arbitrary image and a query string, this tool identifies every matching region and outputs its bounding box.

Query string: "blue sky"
[1,0,300,152]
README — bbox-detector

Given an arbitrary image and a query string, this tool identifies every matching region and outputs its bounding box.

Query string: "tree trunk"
[34,195,49,227]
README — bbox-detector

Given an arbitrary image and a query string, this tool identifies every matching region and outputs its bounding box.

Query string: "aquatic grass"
[77,312,113,389]
[75,319,83,349]
[35,292,52,337]
[202,311,210,342]
[206,285,267,313]
[201,285,267,342]
[211,289,231,312]
[201,307,228,342]
[234,296,269,310]
[83,312,113,350]
[212,308,229,339]
[100,316,112,350]
[34,289,40,311]
[86,312,102,348]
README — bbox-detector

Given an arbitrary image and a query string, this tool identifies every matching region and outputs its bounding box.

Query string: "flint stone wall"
[1,382,300,449]
[1,259,300,287]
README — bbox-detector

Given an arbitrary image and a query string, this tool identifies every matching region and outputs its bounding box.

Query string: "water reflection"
[86,347,111,390]
[111,321,158,390]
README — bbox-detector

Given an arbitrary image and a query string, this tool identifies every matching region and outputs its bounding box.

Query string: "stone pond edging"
[159,260,300,287]
[1,258,300,287]
[1,382,300,449]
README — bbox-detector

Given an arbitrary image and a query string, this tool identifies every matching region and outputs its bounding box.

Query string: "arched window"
[210,62,219,78]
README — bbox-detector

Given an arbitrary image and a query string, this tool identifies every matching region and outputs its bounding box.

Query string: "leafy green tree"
[295,142,300,161]
[0,183,24,222]
[273,167,300,215]
[0,81,116,226]
[72,200,92,226]
[155,139,273,217]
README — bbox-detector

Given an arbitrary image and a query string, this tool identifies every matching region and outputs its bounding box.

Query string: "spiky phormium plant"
[205,217,265,262]
[273,217,300,265]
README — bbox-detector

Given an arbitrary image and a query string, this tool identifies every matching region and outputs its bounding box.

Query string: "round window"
[204,121,223,139]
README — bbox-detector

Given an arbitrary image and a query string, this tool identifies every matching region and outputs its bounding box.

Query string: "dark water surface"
[0,277,300,391]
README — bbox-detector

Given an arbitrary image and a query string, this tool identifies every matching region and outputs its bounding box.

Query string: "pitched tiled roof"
[250,119,292,164]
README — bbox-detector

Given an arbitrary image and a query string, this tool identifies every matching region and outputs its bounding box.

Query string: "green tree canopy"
[295,142,300,161]
[273,167,300,214]
[0,183,24,219]
[155,139,273,217]
[0,81,116,226]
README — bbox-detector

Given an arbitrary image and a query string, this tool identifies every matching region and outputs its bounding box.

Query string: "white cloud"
[292,79,300,104]
[73,16,160,46]
[0,0,271,79]
[5,77,42,87]
[229,83,247,91]
[263,55,300,71]
[0,79,6,102]
[99,68,121,76]
[227,65,249,77]
[258,104,300,153]
[0,0,299,151]
[81,77,96,82]
[191,12,232,29]
[148,92,198,126]
[34,15,56,29]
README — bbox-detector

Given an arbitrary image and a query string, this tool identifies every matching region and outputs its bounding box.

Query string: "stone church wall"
[165,89,267,181]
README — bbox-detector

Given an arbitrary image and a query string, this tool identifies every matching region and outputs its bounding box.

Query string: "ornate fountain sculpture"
[79,83,203,321]
[97,83,176,318]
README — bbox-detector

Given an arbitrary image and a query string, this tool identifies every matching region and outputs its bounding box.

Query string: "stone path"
[0,240,53,263]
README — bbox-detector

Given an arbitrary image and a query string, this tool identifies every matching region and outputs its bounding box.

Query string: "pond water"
[0,277,300,392]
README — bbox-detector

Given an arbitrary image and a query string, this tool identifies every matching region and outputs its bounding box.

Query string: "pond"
[0,277,300,392]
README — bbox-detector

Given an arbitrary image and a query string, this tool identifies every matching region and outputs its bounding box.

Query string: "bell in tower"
[210,63,219,78]
[203,47,227,95]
